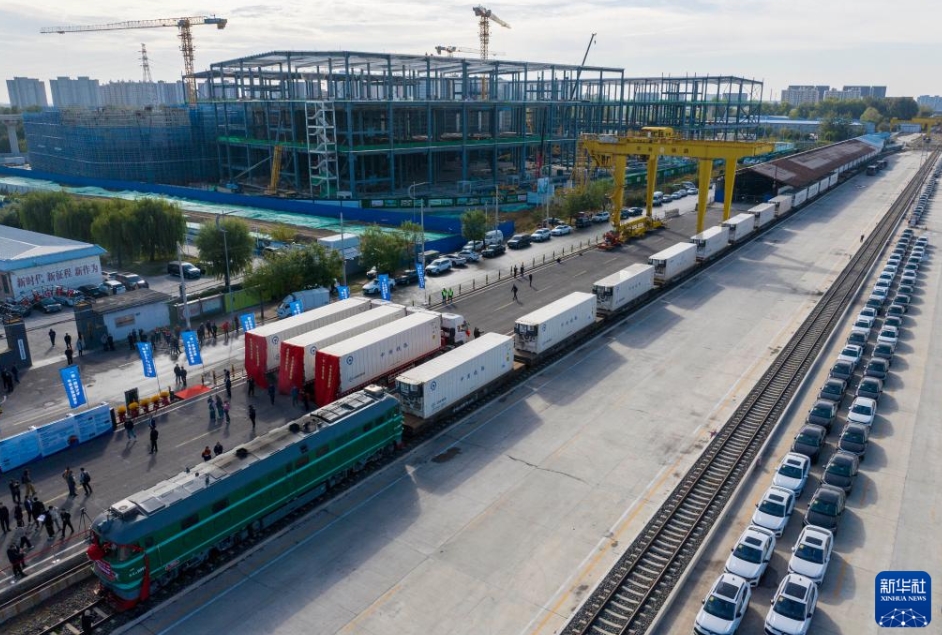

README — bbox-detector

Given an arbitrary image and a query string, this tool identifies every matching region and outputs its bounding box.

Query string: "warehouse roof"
[87,288,171,313]
[746,138,881,188]
[0,227,106,269]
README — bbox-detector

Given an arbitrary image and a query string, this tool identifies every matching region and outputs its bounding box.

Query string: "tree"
[860,106,883,127]
[52,199,101,243]
[194,217,254,289]
[268,225,296,244]
[359,225,410,275]
[0,205,21,228]
[91,201,137,267]
[461,209,488,242]
[17,191,70,234]
[244,244,342,301]
[886,97,919,121]
[819,116,854,143]
[131,199,186,261]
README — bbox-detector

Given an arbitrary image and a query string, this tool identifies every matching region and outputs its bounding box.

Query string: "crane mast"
[41,16,227,106]
[472,5,510,61]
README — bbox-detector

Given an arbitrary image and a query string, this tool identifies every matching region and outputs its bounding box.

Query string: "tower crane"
[41,16,228,106]
[472,5,510,60]
[434,45,504,57]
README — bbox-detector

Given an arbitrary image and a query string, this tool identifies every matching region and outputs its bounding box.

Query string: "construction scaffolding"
[23,106,217,184]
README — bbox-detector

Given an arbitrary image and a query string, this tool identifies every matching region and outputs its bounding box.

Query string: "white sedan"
[837,344,863,368]
[694,573,752,635]
[848,396,878,426]
[725,525,776,587]
[788,526,834,582]
[752,485,796,537]
[550,224,572,236]
[772,452,811,498]
[876,326,899,346]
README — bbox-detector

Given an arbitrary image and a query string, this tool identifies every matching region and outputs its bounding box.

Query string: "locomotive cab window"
[181,514,199,531]
[212,498,229,514]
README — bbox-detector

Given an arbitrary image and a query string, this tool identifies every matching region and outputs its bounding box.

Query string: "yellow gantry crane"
[578,128,775,235]
[41,16,228,106]
[472,5,510,61]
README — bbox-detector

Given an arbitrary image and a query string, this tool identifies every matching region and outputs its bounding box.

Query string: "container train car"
[690,226,730,262]
[593,264,656,315]
[88,386,402,610]
[749,203,776,229]
[723,213,756,243]
[244,298,372,388]
[513,292,597,361]
[649,242,697,285]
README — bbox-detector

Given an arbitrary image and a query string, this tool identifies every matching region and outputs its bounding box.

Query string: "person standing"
[23,497,33,526]
[201,446,212,461]
[268,383,276,405]
[215,394,224,420]
[65,346,74,365]
[21,469,35,498]
[76,334,84,358]
[512,265,517,278]
[224,373,232,399]
[9,479,21,504]
[48,328,57,346]
[528,273,533,288]
[180,367,188,387]
[60,509,74,538]
[79,468,92,495]
[213,441,224,456]
[49,506,62,532]
[63,467,78,497]
[174,364,182,387]
[42,509,55,539]
[223,400,231,425]
[13,502,24,528]
[520,263,525,277]
[247,376,256,397]
[149,425,159,454]
[0,501,10,532]
[512,284,518,301]
[125,418,137,440]
[208,398,217,425]
[64,333,72,349]
[248,404,257,430]
[290,385,299,407]
[7,544,25,578]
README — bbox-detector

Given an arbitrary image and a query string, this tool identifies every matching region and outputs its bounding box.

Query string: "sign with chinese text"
[59,365,87,408]
[876,571,931,627]
[181,330,203,366]
[136,342,157,377]
[239,313,256,332]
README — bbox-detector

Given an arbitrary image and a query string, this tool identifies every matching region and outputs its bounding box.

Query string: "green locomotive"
[87,386,402,610]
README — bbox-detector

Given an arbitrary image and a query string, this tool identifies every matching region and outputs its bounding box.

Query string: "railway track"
[38,598,113,635]
[563,150,940,635]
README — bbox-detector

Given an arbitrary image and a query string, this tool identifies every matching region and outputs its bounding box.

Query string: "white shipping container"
[723,213,756,243]
[770,195,792,216]
[648,242,698,285]
[514,292,596,356]
[314,312,442,406]
[277,304,407,394]
[593,264,655,314]
[794,189,808,206]
[690,225,730,262]
[808,182,820,198]
[396,333,514,419]
[828,172,838,188]
[749,203,776,229]
[244,297,372,387]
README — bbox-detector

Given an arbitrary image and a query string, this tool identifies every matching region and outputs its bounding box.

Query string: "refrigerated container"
[277,304,407,394]
[723,213,756,243]
[514,292,596,358]
[793,188,808,207]
[396,333,514,419]
[648,242,698,285]
[749,203,776,229]
[690,225,730,262]
[770,195,793,216]
[314,311,442,406]
[244,297,371,388]
[592,264,655,315]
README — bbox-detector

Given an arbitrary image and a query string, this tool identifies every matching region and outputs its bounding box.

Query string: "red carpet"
[174,385,211,400]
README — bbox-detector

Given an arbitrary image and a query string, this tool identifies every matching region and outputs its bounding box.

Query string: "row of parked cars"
[694,197,934,635]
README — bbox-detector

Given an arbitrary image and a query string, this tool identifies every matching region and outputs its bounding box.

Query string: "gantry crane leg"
[645,153,658,218]
[721,159,737,222]
[695,159,714,234]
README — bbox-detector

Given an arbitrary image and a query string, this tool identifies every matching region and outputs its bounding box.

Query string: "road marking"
[176,432,211,448]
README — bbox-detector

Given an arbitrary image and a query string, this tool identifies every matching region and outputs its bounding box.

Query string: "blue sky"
[2,0,940,104]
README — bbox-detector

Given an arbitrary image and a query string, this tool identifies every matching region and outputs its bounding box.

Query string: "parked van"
[485,229,504,246]
[167,261,202,279]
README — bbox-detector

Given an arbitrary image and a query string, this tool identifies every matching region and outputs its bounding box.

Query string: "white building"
[0,227,106,300]
[5,77,48,109]
[50,76,101,108]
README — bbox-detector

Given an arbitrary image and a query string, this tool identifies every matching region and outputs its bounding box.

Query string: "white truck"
[723,213,757,243]
[649,242,698,286]
[277,304,407,394]
[748,203,776,229]
[593,264,655,315]
[245,297,371,388]
[396,332,514,420]
[514,292,597,359]
[690,225,730,262]
[275,287,330,319]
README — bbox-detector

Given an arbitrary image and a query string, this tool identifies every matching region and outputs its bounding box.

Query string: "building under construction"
[201,51,763,200]
[19,50,764,200]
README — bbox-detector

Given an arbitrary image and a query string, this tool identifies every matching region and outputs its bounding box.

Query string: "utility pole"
[177,242,191,328]
[409,181,429,262]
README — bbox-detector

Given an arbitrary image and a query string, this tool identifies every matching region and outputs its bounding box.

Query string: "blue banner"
[239,312,256,332]
[337,285,350,300]
[59,365,87,408]
[416,262,426,290]
[379,274,391,300]
[181,330,203,366]
[136,342,157,378]
[289,300,303,316]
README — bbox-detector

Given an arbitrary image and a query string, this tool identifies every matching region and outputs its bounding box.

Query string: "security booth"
[74,289,171,350]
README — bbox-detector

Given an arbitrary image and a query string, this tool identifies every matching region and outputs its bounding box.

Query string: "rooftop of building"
[747,136,883,188]
[0,227,106,268]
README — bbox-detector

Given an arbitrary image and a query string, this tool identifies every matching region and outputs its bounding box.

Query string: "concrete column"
[5,123,20,155]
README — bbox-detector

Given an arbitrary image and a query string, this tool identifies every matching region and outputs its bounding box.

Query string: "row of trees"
[763,96,923,129]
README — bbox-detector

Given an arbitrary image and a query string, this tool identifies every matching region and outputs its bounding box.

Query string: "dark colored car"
[394,269,420,286]
[823,451,859,494]
[574,216,592,229]
[482,243,506,258]
[829,360,854,382]
[77,283,108,299]
[33,297,63,314]
[872,343,895,363]
[507,234,531,249]
[803,484,847,534]
[113,272,149,290]
[818,378,847,405]
[625,206,644,217]
[0,301,31,318]
[791,424,827,464]
[838,422,870,460]
[846,330,868,347]
[807,399,839,431]
[856,377,883,401]
[865,357,890,380]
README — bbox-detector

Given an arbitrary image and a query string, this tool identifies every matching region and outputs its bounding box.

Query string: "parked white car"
[724,525,776,587]
[694,573,751,635]
[788,526,834,582]
[426,258,453,275]
[772,452,811,498]
[752,485,796,537]
[764,573,819,635]
[847,396,877,426]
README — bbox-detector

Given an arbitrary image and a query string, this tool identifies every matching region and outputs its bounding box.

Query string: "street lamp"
[215,214,232,311]
[408,181,429,263]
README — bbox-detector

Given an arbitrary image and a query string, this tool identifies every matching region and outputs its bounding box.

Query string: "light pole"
[177,242,191,329]
[339,200,347,287]
[215,214,232,312]
[408,181,429,263]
